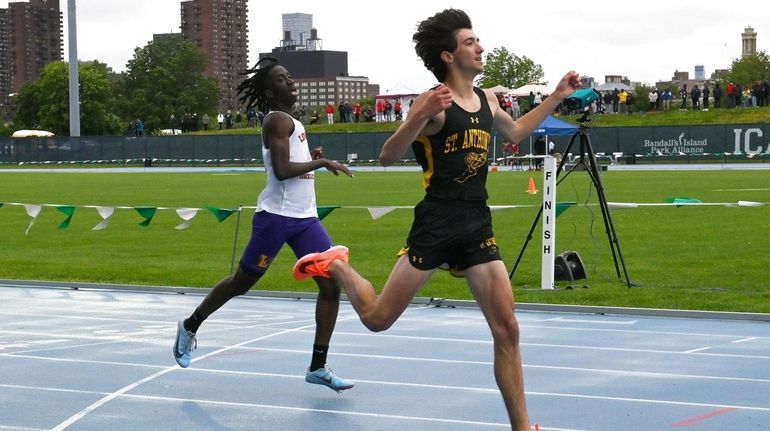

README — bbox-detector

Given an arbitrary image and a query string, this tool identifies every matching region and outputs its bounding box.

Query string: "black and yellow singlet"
[412,86,493,202]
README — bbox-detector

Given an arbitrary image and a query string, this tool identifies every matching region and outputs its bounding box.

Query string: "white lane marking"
[0,425,49,431]
[0,339,70,350]
[9,345,770,387]
[541,317,638,325]
[50,316,346,431]
[526,390,770,412]
[9,379,770,431]
[4,382,516,429]
[683,346,712,353]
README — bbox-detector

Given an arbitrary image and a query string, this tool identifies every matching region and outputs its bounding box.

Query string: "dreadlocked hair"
[413,9,472,82]
[237,56,280,114]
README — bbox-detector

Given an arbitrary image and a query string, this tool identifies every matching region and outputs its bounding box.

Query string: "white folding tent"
[508,83,553,97]
[485,84,512,95]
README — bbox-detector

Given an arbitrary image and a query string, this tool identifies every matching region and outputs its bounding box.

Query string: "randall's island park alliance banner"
[588,124,770,156]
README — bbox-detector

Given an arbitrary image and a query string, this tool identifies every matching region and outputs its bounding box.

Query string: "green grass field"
[1,168,769,313]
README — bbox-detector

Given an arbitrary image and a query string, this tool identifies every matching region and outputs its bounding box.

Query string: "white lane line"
[1,339,122,355]
[526,390,770,412]
[50,317,341,431]
[122,393,515,429]
[5,331,770,375]
[524,364,770,384]
[0,425,48,431]
[3,382,514,429]
[188,360,770,386]
[522,342,770,360]
[541,317,638,325]
[522,323,770,340]
[8,378,770,430]
[5,304,770,343]
[683,346,713,353]
[9,345,770,388]
[732,336,758,344]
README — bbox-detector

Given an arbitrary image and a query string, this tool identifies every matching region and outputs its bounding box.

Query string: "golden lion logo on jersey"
[454,151,487,183]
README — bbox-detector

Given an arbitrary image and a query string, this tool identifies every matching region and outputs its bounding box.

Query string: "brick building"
[180,0,248,111]
[0,0,62,122]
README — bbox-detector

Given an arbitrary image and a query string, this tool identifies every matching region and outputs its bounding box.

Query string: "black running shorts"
[405,198,501,271]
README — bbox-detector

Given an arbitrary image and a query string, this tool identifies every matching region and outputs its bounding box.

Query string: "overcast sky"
[3,1,769,93]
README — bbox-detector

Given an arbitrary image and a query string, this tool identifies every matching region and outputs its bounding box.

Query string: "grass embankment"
[194,105,770,135]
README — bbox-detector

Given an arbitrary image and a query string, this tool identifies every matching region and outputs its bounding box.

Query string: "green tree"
[720,51,770,88]
[0,122,12,137]
[14,81,44,131]
[79,62,124,135]
[121,36,219,132]
[476,47,544,90]
[13,61,123,136]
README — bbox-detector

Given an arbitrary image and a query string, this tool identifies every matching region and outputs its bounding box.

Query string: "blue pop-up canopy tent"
[532,115,577,136]
[496,115,577,164]
[525,115,578,158]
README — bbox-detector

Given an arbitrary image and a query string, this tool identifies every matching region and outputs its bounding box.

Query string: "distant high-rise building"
[604,75,630,86]
[0,8,10,97]
[742,26,757,57]
[180,0,249,111]
[673,70,689,81]
[0,0,63,95]
[694,65,705,81]
[261,13,377,108]
[0,8,10,122]
[282,13,314,50]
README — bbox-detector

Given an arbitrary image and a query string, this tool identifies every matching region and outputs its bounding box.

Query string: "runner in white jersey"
[257,111,317,218]
[173,57,355,392]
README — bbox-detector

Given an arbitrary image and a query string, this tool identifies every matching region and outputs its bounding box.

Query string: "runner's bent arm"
[379,85,453,166]
[265,112,352,180]
[493,71,581,144]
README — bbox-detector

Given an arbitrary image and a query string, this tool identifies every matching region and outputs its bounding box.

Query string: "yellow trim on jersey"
[415,135,433,189]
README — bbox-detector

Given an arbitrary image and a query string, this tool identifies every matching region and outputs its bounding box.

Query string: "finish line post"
[540,156,557,290]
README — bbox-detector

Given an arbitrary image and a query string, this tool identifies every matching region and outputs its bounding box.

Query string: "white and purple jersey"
[256,112,317,218]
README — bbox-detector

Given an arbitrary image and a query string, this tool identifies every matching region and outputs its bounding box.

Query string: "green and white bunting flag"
[56,206,76,230]
[134,207,157,227]
[317,206,338,220]
[206,206,237,223]
[93,206,115,231]
[175,208,199,230]
[0,200,765,234]
[24,204,42,234]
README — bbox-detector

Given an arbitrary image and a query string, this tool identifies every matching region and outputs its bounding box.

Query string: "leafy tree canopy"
[14,61,123,136]
[121,36,219,132]
[476,47,544,90]
[720,51,770,88]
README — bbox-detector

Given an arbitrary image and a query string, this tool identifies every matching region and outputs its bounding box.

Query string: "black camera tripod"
[509,112,633,288]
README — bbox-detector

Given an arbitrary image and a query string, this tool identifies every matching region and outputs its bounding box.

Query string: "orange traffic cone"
[526,176,538,194]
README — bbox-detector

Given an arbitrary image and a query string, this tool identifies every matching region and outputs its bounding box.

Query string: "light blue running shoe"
[173,320,197,368]
[305,367,354,392]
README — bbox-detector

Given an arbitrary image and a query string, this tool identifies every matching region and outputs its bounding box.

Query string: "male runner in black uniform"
[293,9,581,430]
[407,85,498,273]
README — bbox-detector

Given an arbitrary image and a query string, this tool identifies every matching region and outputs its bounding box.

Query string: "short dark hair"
[237,56,280,113]
[413,9,472,82]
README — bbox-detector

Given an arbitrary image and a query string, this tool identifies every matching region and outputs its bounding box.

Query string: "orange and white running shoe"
[293,245,349,280]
